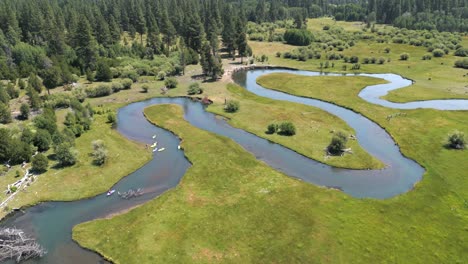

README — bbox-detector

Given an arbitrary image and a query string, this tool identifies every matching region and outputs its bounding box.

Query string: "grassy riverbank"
[0,113,151,219]
[207,81,385,169]
[74,103,467,263]
[249,18,468,103]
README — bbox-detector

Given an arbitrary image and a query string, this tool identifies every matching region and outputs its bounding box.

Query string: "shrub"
[164,77,178,89]
[32,153,48,173]
[141,85,149,93]
[33,129,52,152]
[378,57,386,64]
[454,48,468,57]
[384,47,391,53]
[85,85,112,98]
[187,83,203,95]
[0,103,12,124]
[266,123,277,134]
[447,131,465,149]
[157,71,166,80]
[55,143,78,166]
[86,69,94,83]
[276,52,282,58]
[111,82,124,93]
[120,70,139,82]
[399,53,410,60]
[323,25,330,30]
[19,103,30,120]
[352,63,361,70]
[327,131,348,155]
[121,78,133,89]
[95,61,112,82]
[432,49,444,57]
[224,100,240,113]
[454,58,468,69]
[278,122,296,136]
[92,140,108,165]
[283,29,314,46]
[349,56,359,63]
[422,54,432,60]
[107,112,117,127]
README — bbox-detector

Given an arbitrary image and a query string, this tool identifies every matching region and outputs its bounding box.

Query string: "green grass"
[249,27,468,103]
[207,82,385,169]
[0,113,151,219]
[74,102,468,263]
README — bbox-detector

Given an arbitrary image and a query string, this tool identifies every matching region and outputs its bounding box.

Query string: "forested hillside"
[0,0,465,80]
[0,0,253,82]
[247,0,467,31]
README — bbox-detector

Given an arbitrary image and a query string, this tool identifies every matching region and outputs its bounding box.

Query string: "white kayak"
[107,190,115,196]
[153,148,158,152]
[150,142,157,148]
[152,134,157,139]
[158,148,165,152]
[177,145,181,150]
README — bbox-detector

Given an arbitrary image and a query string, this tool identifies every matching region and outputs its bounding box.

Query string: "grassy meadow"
[74,102,467,263]
[0,111,151,219]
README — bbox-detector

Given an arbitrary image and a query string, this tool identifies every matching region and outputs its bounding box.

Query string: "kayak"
[152,148,158,152]
[152,134,157,139]
[150,142,157,148]
[177,145,181,150]
[158,148,165,152]
[107,190,115,196]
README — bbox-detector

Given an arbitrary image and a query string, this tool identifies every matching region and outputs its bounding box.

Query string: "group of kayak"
[107,134,182,197]
[150,134,165,152]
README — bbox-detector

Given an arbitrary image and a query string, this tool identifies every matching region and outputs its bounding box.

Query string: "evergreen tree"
[73,18,97,72]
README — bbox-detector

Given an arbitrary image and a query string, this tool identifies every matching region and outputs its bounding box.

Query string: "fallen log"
[0,228,46,263]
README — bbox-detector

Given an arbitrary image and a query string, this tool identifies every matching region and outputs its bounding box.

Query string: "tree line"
[246,0,467,32]
[0,0,252,82]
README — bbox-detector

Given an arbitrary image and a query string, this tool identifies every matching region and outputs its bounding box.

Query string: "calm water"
[2,68,466,263]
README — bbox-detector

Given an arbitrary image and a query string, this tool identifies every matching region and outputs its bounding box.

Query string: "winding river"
[2,68,467,263]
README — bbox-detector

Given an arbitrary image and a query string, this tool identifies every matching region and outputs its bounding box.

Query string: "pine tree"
[73,18,97,72]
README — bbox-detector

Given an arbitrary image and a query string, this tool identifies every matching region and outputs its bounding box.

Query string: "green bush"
[19,103,30,120]
[224,100,240,113]
[454,48,468,57]
[327,131,348,155]
[92,140,108,166]
[447,131,465,150]
[85,85,112,98]
[32,153,49,173]
[141,85,149,93]
[278,122,296,136]
[107,112,117,126]
[33,129,52,152]
[157,71,166,80]
[399,53,410,60]
[432,49,444,57]
[120,70,139,82]
[284,29,314,46]
[454,58,468,69]
[164,77,178,88]
[266,123,277,134]
[121,78,133,89]
[111,82,124,93]
[187,83,203,95]
[95,61,112,82]
[55,143,78,167]
[422,54,432,60]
